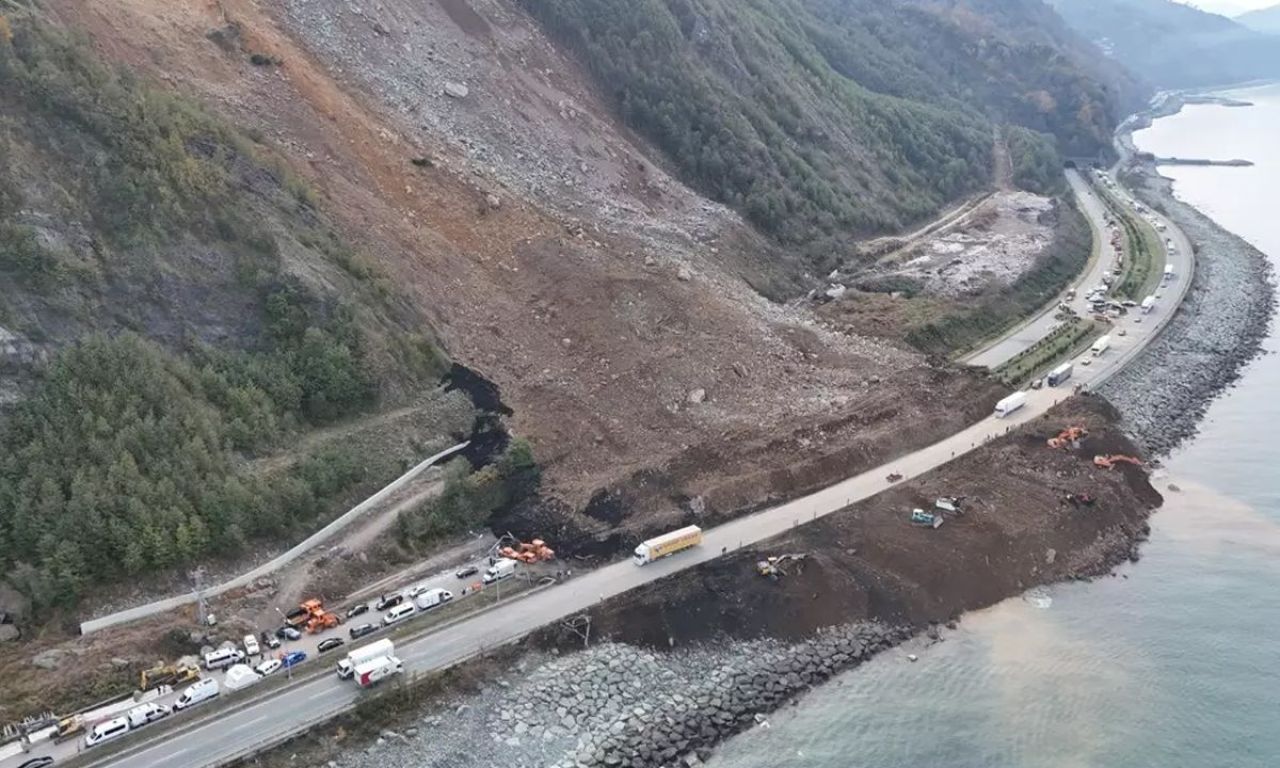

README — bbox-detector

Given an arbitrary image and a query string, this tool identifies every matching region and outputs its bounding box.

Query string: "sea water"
[709,83,1280,768]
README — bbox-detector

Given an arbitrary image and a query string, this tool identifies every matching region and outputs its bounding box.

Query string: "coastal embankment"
[1100,157,1275,456]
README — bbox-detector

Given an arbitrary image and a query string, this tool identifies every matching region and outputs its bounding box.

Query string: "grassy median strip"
[993,317,1104,387]
[1092,183,1166,301]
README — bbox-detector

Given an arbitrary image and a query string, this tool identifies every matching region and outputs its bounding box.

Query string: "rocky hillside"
[1049,0,1280,88]
[521,0,1141,261]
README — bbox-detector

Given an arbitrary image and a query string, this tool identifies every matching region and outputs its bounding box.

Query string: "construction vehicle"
[497,538,556,564]
[300,599,341,633]
[54,715,86,742]
[910,509,944,529]
[1047,426,1088,449]
[756,553,808,581]
[934,497,963,513]
[1064,493,1096,507]
[139,662,199,691]
[1094,454,1143,469]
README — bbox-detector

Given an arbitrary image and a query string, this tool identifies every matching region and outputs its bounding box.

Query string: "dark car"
[344,603,370,620]
[455,564,479,579]
[260,631,281,650]
[349,622,378,640]
[280,650,307,668]
[317,637,346,654]
[18,757,55,768]
[374,593,403,611]
[275,626,302,641]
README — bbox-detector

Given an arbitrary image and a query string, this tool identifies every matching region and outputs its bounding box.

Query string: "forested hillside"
[522,0,1139,256]
[0,15,457,611]
[1049,0,1280,87]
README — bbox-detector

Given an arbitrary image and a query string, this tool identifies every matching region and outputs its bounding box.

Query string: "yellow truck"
[632,525,702,565]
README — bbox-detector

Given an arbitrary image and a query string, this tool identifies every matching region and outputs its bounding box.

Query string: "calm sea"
[709,83,1280,768]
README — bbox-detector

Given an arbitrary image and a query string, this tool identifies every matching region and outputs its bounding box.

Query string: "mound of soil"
[559,395,1160,648]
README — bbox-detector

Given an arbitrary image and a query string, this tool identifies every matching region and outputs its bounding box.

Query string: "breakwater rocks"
[339,623,908,768]
[1099,170,1275,456]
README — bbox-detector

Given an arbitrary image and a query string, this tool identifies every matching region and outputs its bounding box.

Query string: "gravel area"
[333,623,908,768]
[1099,166,1275,456]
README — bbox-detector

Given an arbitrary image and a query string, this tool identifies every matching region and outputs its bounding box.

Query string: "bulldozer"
[1093,454,1143,469]
[498,538,556,564]
[298,598,341,633]
[756,553,808,581]
[1047,426,1088,449]
[139,661,199,691]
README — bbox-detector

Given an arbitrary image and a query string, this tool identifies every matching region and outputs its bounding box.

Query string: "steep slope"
[1050,0,1280,87]
[1237,3,1280,33]
[521,0,1140,260]
[0,14,467,612]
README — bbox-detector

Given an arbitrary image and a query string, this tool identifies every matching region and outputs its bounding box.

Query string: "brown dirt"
[566,395,1161,648]
[36,1,1001,533]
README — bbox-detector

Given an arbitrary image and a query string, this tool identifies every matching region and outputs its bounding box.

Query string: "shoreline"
[1100,100,1277,457]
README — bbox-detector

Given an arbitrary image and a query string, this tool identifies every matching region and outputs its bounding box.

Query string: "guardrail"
[79,441,470,635]
[57,575,556,768]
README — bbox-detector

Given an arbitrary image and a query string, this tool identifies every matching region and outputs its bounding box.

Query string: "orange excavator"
[498,538,556,564]
[1047,426,1088,449]
[1094,454,1143,469]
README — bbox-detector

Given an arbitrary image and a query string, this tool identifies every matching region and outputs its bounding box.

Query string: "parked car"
[405,584,428,599]
[173,678,220,711]
[261,631,281,650]
[349,622,378,640]
[345,604,370,620]
[243,634,260,656]
[255,658,282,677]
[276,626,302,641]
[455,564,479,579]
[374,593,404,611]
[280,650,307,669]
[202,647,246,670]
[318,637,346,654]
[18,756,56,768]
[83,717,130,748]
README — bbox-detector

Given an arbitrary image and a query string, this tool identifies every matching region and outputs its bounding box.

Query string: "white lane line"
[228,714,270,732]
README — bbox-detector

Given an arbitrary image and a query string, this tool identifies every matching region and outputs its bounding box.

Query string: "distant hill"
[1049,0,1280,87]
[521,0,1141,254]
[1237,3,1280,33]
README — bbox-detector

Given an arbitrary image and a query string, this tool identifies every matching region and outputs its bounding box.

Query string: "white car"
[243,634,260,656]
[405,583,429,599]
[254,658,282,677]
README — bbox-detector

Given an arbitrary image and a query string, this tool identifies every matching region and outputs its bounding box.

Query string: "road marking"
[307,689,330,701]
[229,714,270,732]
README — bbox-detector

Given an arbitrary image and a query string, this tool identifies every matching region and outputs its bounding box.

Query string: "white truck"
[413,588,453,611]
[1091,334,1112,356]
[483,558,519,584]
[1046,362,1074,387]
[632,525,703,565]
[337,638,395,680]
[993,391,1027,419]
[354,655,403,688]
[1163,264,1175,283]
[1141,295,1156,314]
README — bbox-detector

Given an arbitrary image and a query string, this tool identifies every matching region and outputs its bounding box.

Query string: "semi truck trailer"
[632,525,703,565]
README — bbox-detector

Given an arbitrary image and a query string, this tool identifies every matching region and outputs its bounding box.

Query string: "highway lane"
[964,169,1120,369]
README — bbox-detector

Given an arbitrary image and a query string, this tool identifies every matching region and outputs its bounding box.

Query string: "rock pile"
[1099,169,1274,456]
[338,622,909,768]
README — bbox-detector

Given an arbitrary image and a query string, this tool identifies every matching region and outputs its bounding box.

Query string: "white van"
[203,647,246,670]
[84,716,130,748]
[382,602,416,626]
[127,701,170,729]
[413,588,453,611]
[173,677,219,711]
